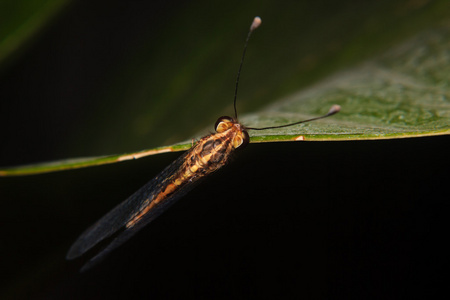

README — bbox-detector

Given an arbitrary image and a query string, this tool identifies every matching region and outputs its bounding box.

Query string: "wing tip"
[66,243,83,260]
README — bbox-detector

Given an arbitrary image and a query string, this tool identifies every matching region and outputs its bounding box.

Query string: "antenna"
[233,16,262,120]
[232,17,340,130]
[245,105,341,131]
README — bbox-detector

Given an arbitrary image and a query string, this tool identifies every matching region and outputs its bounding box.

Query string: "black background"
[1,1,449,299]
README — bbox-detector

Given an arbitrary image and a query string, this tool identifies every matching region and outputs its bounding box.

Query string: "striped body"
[126,121,246,228]
[67,118,248,270]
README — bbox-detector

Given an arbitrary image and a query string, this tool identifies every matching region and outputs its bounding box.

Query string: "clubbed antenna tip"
[328,105,341,116]
[250,16,262,31]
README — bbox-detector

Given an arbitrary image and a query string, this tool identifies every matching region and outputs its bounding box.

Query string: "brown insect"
[66,17,340,271]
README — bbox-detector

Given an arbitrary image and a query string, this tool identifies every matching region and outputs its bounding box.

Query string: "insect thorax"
[184,127,244,178]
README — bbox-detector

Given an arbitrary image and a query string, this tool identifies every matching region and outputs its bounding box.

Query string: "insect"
[66,17,340,271]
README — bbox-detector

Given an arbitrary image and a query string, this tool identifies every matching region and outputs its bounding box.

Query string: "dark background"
[1,1,449,299]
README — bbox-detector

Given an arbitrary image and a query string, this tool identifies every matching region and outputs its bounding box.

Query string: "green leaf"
[245,26,450,142]
[0,143,191,176]
[1,1,449,176]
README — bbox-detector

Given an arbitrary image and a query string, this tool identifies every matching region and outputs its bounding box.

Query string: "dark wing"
[66,150,202,271]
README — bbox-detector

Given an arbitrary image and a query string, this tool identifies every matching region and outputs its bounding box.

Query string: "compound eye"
[214,116,235,133]
[233,130,250,149]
